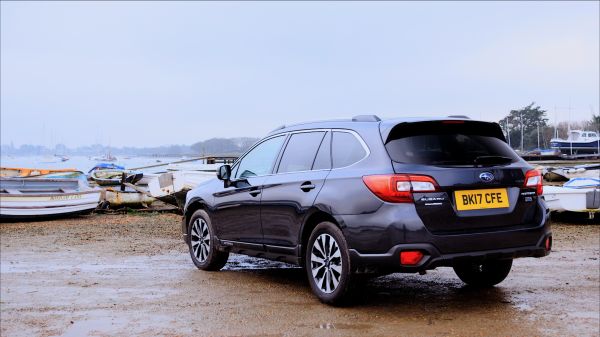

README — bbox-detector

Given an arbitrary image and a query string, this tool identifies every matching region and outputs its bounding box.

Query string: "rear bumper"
[349,230,551,273]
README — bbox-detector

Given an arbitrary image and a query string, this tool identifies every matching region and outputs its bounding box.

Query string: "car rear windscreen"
[384,121,520,166]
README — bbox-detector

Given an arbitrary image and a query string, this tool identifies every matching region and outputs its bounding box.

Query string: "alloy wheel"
[191,218,210,262]
[310,234,343,293]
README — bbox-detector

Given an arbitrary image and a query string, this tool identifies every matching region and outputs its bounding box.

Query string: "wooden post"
[121,172,126,192]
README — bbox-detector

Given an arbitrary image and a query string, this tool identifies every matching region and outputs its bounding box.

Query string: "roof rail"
[352,115,381,122]
[447,115,471,119]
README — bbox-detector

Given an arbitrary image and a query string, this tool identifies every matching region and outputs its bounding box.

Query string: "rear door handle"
[300,184,316,192]
[249,190,261,197]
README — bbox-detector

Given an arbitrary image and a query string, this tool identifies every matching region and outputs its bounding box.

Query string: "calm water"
[0,156,188,174]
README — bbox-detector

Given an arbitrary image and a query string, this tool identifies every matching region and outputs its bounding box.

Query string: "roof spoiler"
[447,115,471,119]
[352,115,381,122]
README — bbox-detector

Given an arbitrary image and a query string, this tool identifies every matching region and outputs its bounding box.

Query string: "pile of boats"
[540,164,600,218]
[1,163,218,221]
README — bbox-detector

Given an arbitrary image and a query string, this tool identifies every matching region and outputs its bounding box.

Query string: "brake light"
[524,169,543,195]
[400,251,424,265]
[362,174,440,203]
[442,121,465,124]
[545,237,552,251]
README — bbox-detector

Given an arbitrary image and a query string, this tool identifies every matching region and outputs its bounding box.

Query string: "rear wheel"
[306,222,358,305]
[453,259,513,287]
[188,210,229,271]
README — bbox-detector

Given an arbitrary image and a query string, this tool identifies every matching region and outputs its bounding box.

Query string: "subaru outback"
[181,115,551,305]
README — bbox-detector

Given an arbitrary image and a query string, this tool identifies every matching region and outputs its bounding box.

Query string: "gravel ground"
[1,212,598,336]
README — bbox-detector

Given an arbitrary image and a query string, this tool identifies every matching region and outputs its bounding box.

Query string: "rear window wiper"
[473,156,513,164]
[430,160,470,165]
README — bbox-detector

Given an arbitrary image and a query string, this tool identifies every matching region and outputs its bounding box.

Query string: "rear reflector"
[363,174,440,203]
[545,237,552,251]
[400,251,424,265]
[524,169,543,195]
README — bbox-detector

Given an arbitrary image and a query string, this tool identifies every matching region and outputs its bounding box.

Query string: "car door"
[212,134,287,248]
[260,130,331,253]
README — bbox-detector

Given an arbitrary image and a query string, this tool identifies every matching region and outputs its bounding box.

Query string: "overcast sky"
[1,1,598,148]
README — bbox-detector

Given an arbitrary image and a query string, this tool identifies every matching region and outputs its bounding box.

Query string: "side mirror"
[216,165,231,181]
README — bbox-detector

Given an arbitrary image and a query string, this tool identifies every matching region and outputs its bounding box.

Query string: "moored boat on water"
[0,177,102,220]
[90,169,143,186]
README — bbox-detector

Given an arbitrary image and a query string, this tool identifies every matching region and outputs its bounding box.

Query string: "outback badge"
[479,172,494,182]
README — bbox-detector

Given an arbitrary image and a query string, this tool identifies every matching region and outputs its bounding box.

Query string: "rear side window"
[277,132,326,173]
[312,131,331,170]
[384,121,520,166]
[332,131,367,169]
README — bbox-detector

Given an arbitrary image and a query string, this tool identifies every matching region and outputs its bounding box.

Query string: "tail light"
[400,251,424,265]
[362,174,440,203]
[524,169,543,195]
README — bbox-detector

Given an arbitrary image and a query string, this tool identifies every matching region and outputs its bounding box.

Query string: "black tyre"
[305,222,358,305]
[188,210,229,271]
[453,259,513,287]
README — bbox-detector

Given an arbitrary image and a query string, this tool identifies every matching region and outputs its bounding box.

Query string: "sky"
[1,1,598,148]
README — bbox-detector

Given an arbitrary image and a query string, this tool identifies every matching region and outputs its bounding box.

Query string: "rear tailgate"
[382,119,540,234]
[392,163,539,234]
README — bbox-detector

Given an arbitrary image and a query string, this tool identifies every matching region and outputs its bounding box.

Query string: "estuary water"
[0,156,188,174]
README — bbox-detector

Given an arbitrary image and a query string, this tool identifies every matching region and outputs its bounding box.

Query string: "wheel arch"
[299,209,340,261]
[182,197,209,239]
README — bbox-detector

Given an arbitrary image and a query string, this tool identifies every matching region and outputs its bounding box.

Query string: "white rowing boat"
[0,177,102,221]
[147,171,215,208]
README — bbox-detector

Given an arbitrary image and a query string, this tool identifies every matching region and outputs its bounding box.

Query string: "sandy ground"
[1,212,598,337]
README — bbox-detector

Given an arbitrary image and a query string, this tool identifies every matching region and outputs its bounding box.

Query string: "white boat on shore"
[167,163,221,172]
[543,185,599,218]
[0,177,102,220]
[147,171,215,208]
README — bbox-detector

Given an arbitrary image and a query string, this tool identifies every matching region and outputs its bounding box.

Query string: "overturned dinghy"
[90,169,143,186]
[0,177,102,221]
[543,186,599,219]
[148,171,215,208]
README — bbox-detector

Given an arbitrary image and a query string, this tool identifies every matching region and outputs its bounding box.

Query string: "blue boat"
[550,130,600,154]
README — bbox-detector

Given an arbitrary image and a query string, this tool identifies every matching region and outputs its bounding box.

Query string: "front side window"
[331,131,367,169]
[234,135,285,178]
[277,132,326,173]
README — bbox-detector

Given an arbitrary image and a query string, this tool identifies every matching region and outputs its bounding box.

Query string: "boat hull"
[0,189,101,221]
[550,140,600,153]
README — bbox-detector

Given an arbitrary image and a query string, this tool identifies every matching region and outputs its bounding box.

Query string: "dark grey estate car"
[181,115,551,305]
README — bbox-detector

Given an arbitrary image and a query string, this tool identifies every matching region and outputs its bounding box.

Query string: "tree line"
[497,102,599,151]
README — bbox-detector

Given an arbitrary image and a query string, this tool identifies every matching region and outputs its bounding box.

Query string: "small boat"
[135,173,161,185]
[36,155,61,163]
[541,167,569,182]
[90,170,143,186]
[550,130,600,154]
[0,177,102,221]
[562,164,600,180]
[563,178,600,189]
[167,163,221,172]
[99,186,155,209]
[87,163,126,177]
[1,167,76,177]
[31,171,89,186]
[543,185,599,218]
[147,171,215,208]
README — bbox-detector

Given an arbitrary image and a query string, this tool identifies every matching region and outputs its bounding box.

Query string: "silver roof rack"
[352,115,381,122]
